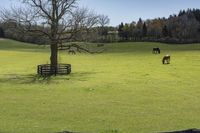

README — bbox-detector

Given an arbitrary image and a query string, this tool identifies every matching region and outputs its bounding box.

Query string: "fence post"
[37,65,40,75]
[41,66,43,76]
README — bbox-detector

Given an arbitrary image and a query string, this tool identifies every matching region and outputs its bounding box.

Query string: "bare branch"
[98,14,110,27]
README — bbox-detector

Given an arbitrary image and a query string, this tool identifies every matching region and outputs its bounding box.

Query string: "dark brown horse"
[68,49,76,54]
[162,55,171,64]
[152,47,161,54]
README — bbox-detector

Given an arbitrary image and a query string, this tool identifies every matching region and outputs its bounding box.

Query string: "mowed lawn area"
[1,39,200,133]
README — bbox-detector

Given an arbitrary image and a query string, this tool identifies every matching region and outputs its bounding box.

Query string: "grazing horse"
[162,55,171,64]
[68,49,76,54]
[152,47,161,54]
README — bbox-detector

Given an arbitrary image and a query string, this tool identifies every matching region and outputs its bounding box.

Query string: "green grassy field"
[0,39,200,133]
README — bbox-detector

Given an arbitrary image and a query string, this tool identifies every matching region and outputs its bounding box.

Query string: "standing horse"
[162,55,171,64]
[152,47,161,54]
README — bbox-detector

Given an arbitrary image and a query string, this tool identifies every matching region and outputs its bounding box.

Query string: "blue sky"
[1,0,200,26]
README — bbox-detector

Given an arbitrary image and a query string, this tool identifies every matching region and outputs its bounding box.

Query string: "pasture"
[0,39,200,133]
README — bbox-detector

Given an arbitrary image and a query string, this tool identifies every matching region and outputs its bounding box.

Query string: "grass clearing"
[0,39,200,133]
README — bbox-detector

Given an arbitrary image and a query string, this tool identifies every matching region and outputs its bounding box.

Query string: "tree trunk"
[50,0,58,75]
[50,40,58,75]
[50,41,58,67]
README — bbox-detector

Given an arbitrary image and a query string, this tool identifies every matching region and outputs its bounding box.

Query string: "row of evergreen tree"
[117,9,200,43]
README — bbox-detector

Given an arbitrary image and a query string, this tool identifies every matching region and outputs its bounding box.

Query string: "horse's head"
[164,54,170,57]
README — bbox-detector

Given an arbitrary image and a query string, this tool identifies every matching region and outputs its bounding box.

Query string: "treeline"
[0,21,114,44]
[0,11,110,44]
[117,9,200,44]
[1,9,200,44]
[0,21,50,44]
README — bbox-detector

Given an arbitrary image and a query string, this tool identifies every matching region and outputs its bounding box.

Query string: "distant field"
[0,39,200,133]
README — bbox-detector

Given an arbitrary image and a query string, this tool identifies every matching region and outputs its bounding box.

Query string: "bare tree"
[98,15,110,41]
[98,15,110,27]
[2,0,78,69]
[1,0,104,75]
[70,7,100,42]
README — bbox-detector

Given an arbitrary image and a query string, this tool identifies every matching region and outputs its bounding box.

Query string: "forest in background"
[0,8,200,44]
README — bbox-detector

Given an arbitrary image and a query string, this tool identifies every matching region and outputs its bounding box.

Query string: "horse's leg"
[162,58,165,64]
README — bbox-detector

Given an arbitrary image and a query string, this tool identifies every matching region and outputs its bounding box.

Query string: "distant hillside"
[0,38,47,52]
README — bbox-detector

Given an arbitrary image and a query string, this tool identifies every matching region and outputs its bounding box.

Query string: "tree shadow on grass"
[0,72,97,85]
[0,74,52,84]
